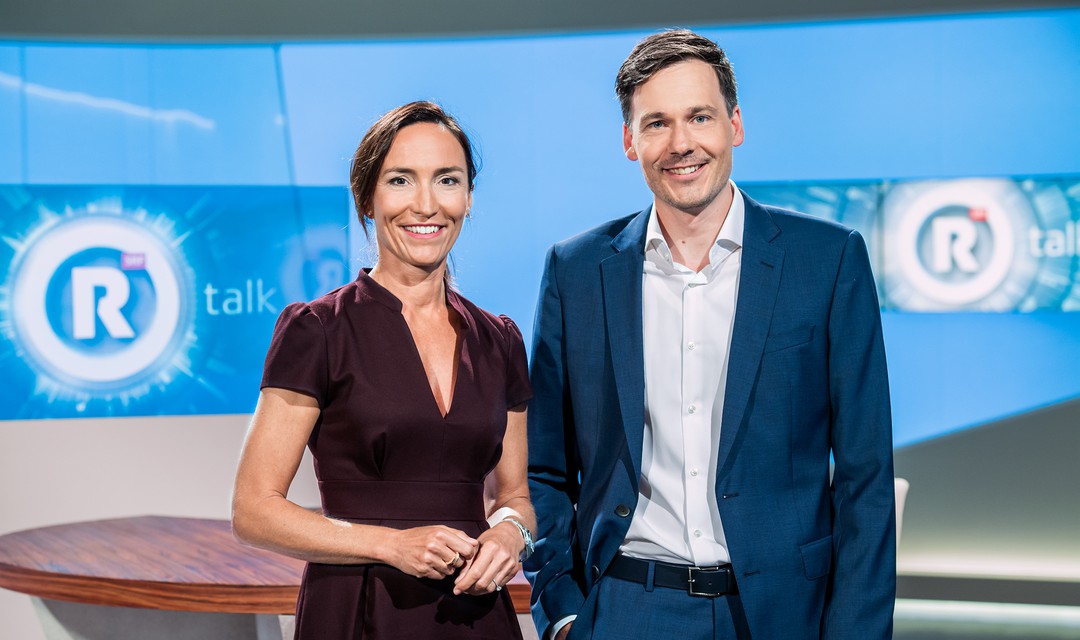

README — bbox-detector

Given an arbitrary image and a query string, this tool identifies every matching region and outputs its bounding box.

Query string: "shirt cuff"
[549,615,577,640]
[486,506,523,528]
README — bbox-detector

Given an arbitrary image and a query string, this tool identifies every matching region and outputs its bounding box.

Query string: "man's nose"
[669,122,694,155]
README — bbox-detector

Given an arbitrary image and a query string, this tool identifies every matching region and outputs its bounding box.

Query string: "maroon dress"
[261,270,532,639]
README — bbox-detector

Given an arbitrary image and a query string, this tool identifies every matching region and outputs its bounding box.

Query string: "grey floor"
[515,601,1080,640]
[894,600,1080,640]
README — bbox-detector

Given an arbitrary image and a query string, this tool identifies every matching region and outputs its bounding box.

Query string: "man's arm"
[823,229,896,639]
[525,246,586,640]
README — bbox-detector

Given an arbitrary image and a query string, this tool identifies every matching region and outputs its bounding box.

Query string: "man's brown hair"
[615,29,738,124]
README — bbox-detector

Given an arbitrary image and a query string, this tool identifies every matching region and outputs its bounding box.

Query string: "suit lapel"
[717,193,785,477]
[600,209,649,477]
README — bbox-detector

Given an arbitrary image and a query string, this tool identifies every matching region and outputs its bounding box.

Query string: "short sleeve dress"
[261,270,532,640]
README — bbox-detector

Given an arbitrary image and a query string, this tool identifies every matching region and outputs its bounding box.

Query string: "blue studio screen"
[0,9,1078,454]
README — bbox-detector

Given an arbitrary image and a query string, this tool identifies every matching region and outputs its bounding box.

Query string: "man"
[526,29,895,640]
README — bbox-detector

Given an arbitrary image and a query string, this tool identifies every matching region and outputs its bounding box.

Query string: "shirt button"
[690,468,699,477]
[693,529,702,538]
[687,341,696,351]
[688,404,696,415]
[615,504,631,517]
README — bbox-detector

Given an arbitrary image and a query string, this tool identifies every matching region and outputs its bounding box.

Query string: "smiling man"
[525,30,896,640]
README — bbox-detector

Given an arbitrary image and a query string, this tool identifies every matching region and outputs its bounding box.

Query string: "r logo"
[71,266,136,339]
[930,217,979,274]
[10,215,189,388]
[881,179,1037,311]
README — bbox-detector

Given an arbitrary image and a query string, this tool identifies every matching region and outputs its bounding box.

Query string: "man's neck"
[654,184,733,273]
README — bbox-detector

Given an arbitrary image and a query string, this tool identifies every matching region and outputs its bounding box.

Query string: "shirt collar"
[644,181,744,272]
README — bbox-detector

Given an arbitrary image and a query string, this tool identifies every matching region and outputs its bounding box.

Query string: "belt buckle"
[687,566,724,597]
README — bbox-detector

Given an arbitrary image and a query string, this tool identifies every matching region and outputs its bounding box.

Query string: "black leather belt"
[606,554,738,597]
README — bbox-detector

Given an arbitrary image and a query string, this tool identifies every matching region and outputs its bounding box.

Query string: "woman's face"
[371,122,471,277]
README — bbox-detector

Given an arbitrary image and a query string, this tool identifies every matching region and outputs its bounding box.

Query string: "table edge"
[0,563,300,614]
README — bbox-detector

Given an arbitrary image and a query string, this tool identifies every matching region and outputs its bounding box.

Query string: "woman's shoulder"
[450,291,523,348]
[288,279,367,322]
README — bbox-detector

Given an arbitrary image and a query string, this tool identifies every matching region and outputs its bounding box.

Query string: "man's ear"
[730,105,745,148]
[622,123,638,161]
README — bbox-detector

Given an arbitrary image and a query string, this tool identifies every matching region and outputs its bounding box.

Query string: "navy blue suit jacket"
[526,192,895,639]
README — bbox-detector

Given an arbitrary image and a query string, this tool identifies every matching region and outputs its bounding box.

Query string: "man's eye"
[646,121,664,129]
[693,115,710,124]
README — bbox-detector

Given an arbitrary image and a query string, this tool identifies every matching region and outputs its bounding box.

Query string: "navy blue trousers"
[569,574,752,640]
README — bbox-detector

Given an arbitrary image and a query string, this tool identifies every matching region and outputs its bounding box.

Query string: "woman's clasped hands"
[385,522,523,596]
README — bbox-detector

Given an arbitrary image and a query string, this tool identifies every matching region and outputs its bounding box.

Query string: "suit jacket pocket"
[799,534,833,580]
[763,323,815,354]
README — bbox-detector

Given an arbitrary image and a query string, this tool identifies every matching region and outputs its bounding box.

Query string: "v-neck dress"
[261,270,532,640]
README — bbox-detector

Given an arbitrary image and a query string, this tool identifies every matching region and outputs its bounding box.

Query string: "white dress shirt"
[550,184,745,639]
[620,182,744,566]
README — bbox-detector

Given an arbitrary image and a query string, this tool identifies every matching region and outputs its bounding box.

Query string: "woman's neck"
[369,263,447,313]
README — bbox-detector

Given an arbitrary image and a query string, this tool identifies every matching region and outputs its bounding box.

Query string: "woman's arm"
[454,404,534,594]
[232,387,477,577]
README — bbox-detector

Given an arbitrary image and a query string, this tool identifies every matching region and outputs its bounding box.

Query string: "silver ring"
[492,579,502,591]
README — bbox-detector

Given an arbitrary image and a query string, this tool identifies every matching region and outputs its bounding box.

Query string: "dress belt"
[319,480,486,522]
[606,553,739,597]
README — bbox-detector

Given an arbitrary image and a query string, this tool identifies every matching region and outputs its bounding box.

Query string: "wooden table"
[0,516,534,639]
[0,516,305,614]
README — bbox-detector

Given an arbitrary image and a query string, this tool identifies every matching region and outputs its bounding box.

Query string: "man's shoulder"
[551,210,644,259]
[751,198,858,247]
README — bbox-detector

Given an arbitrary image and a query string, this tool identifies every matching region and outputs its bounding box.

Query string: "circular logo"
[10,215,187,388]
[882,179,1038,311]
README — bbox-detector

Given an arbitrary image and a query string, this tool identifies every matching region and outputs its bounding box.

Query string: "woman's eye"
[439,176,461,186]
[388,176,407,186]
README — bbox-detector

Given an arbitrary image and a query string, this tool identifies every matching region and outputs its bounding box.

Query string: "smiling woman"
[231,101,536,639]
[350,104,478,291]
[368,121,471,282]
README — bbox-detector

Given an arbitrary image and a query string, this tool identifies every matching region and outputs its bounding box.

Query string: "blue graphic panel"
[725,10,1080,181]
[0,46,22,183]
[743,176,1080,312]
[279,33,651,339]
[22,46,290,185]
[884,312,1080,448]
[23,47,154,184]
[0,186,350,419]
[147,47,291,185]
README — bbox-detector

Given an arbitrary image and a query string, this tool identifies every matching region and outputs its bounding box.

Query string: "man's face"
[623,59,744,217]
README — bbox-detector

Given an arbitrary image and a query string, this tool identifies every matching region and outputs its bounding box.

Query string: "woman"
[232,101,535,639]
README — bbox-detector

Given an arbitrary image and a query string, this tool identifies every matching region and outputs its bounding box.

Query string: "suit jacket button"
[615,504,631,517]
[592,565,601,579]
